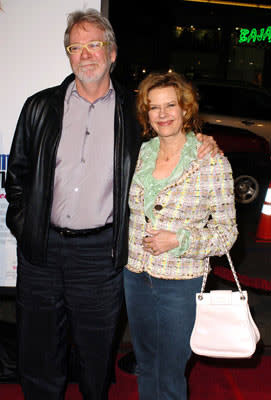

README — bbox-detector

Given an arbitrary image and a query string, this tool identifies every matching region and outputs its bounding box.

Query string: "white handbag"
[190,239,260,359]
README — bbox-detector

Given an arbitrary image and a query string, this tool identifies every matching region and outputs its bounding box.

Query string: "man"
[5,8,218,400]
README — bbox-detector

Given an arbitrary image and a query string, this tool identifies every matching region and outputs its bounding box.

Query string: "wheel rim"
[234,175,259,204]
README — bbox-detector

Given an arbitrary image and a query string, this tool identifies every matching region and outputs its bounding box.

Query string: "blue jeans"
[124,269,202,400]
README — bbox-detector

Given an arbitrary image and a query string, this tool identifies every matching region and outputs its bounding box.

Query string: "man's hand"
[142,228,179,256]
[196,133,223,159]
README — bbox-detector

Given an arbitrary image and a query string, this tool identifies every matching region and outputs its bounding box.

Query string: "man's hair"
[64,8,117,63]
[136,71,201,138]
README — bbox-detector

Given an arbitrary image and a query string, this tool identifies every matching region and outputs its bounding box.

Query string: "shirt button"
[154,204,163,211]
[145,216,150,223]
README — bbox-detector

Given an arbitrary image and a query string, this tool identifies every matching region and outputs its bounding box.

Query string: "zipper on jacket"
[112,98,123,260]
[45,107,65,255]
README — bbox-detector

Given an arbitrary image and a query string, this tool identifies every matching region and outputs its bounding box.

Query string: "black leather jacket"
[5,74,142,268]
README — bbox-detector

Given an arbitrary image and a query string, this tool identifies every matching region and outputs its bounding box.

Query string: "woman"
[124,72,238,400]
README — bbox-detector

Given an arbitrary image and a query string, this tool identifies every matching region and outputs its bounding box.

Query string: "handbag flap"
[210,290,232,304]
[197,290,248,305]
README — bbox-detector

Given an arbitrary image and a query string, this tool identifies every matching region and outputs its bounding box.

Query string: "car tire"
[234,175,260,204]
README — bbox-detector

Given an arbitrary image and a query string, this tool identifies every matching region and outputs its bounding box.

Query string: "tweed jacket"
[126,138,238,280]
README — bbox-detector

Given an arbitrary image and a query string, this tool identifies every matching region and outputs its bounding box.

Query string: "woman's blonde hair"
[136,72,201,138]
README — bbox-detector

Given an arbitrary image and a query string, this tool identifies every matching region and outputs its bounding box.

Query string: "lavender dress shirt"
[50,81,115,229]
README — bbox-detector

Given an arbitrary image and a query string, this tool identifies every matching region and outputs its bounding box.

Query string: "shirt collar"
[66,80,114,106]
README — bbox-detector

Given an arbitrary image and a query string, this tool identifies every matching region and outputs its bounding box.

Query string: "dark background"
[110,0,271,90]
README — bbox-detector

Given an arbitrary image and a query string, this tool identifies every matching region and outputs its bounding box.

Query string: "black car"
[195,80,271,143]
[202,123,271,205]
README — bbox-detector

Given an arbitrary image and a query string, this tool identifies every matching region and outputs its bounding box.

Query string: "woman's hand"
[143,228,179,256]
[196,133,223,159]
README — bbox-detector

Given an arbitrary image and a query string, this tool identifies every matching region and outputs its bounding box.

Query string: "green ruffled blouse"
[133,131,199,256]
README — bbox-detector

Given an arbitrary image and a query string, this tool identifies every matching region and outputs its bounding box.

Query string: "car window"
[198,83,271,121]
[231,88,271,120]
[198,85,234,115]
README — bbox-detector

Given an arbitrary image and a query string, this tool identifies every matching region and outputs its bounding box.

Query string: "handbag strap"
[199,228,245,300]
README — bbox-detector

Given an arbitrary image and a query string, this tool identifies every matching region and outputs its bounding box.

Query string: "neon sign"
[239,27,271,44]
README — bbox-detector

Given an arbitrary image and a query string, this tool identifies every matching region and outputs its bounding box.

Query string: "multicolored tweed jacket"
[126,141,238,280]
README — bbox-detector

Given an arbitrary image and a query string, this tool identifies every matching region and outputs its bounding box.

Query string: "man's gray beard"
[77,71,101,83]
[76,63,111,83]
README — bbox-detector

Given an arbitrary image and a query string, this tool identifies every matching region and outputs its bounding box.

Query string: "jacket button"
[154,204,163,211]
[145,216,150,222]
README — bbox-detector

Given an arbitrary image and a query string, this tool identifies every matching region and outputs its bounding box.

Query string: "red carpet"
[0,354,270,399]
[188,354,271,400]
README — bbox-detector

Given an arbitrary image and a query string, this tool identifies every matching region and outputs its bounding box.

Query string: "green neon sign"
[239,27,271,44]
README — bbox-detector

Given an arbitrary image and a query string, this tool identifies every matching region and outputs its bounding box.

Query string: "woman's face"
[147,86,186,139]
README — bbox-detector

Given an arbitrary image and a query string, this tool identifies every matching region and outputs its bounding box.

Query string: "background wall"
[0,0,101,287]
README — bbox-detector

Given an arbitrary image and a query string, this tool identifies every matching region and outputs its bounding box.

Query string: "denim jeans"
[124,268,202,400]
[16,227,123,400]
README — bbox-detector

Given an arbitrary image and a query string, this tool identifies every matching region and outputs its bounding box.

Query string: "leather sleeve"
[5,98,32,242]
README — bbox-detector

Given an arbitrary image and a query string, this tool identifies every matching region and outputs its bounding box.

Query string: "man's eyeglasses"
[66,40,109,55]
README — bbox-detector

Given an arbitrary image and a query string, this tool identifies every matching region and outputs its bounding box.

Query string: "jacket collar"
[50,73,75,113]
[112,78,125,103]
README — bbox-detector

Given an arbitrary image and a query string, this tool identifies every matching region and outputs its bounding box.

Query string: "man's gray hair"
[64,8,117,56]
